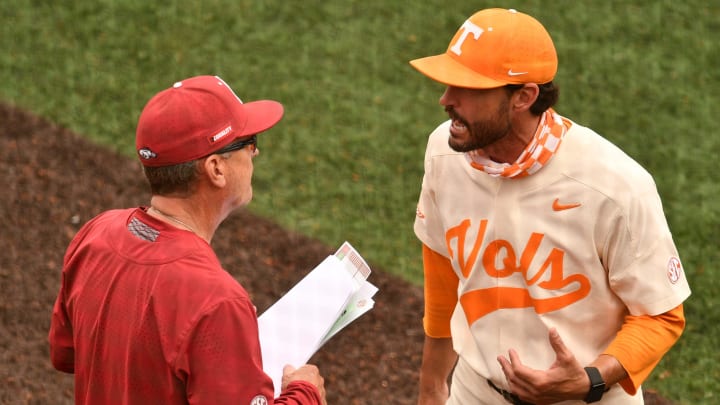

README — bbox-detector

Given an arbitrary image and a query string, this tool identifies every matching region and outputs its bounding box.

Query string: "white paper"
[321,242,378,345]
[257,242,377,396]
[320,281,378,346]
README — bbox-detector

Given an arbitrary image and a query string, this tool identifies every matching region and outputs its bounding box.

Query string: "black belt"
[487,379,535,405]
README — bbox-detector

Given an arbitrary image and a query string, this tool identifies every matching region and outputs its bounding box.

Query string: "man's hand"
[282,364,327,405]
[496,328,589,404]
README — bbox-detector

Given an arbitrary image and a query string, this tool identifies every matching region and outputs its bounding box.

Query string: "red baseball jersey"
[49,208,320,405]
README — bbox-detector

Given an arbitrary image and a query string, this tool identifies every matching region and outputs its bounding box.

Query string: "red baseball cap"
[136,75,284,167]
[410,8,557,89]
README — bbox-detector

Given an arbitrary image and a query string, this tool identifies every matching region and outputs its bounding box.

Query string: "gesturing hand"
[496,328,589,404]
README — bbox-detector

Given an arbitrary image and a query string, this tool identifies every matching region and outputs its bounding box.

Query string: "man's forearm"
[418,336,457,405]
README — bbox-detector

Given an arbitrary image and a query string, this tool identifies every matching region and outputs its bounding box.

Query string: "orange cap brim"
[410,53,508,89]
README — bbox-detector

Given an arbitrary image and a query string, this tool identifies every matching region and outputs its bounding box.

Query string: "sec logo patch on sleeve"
[667,257,683,284]
[250,395,268,405]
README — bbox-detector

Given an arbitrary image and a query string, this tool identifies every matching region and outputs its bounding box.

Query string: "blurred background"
[1,1,718,403]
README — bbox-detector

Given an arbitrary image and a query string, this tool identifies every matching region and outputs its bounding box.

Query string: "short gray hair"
[142,160,201,197]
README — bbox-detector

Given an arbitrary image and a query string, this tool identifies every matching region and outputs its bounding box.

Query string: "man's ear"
[201,155,227,188]
[512,83,540,112]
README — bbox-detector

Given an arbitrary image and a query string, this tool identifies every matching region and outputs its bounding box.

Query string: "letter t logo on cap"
[449,20,485,56]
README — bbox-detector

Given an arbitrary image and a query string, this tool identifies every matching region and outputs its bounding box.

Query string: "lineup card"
[321,242,378,345]
[335,241,372,280]
[257,241,378,396]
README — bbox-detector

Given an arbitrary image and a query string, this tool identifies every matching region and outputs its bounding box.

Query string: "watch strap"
[583,366,606,403]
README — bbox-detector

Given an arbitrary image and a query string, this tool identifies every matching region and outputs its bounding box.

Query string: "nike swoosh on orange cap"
[552,198,581,211]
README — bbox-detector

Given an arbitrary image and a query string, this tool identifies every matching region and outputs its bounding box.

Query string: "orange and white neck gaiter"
[466,109,572,179]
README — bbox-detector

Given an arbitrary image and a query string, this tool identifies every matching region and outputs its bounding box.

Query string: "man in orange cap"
[410,8,690,405]
[49,75,326,405]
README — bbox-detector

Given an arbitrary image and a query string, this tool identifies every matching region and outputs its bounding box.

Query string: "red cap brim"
[237,100,284,137]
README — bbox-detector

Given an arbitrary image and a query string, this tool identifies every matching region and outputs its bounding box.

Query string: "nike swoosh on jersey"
[552,198,581,211]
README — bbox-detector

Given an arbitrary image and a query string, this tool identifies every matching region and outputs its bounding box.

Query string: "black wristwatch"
[584,366,606,403]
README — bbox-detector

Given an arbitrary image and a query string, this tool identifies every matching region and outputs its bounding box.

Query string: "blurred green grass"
[1,1,718,403]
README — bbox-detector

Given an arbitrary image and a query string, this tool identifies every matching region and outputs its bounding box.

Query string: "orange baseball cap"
[410,8,557,89]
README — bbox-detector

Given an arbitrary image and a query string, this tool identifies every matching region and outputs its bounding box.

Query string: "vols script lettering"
[446,218,591,326]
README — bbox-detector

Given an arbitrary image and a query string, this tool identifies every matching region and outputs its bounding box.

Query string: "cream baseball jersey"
[414,116,691,403]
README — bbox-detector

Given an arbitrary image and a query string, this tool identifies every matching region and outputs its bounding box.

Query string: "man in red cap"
[410,8,690,405]
[49,75,326,405]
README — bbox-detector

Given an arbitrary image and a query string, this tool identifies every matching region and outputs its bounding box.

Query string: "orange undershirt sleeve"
[422,244,459,338]
[603,304,686,395]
